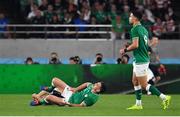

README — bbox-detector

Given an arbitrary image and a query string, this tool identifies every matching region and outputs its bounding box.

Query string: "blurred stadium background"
[0,0,180,115]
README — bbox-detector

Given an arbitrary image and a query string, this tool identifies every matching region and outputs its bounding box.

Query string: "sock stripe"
[134,85,141,90]
[146,84,151,91]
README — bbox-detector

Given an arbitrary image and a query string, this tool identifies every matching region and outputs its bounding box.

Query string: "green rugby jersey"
[130,23,150,64]
[68,84,99,106]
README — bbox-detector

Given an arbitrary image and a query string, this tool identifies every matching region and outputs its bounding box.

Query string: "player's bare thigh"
[52,77,68,93]
[45,94,66,106]
[132,72,139,86]
[137,75,148,89]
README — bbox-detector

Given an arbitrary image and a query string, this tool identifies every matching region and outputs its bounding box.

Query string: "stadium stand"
[0,0,179,39]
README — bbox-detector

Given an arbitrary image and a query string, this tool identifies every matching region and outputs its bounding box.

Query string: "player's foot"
[30,99,40,106]
[127,104,143,110]
[162,95,171,109]
[147,91,152,95]
[40,86,49,91]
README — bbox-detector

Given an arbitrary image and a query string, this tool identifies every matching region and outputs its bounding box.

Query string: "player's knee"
[52,77,59,84]
[132,79,138,85]
[32,93,37,98]
[141,83,148,89]
[52,77,58,81]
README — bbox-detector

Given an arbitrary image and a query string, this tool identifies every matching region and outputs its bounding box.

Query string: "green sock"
[47,86,55,92]
[135,89,142,100]
[149,85,161,96]
[40,99,48,105]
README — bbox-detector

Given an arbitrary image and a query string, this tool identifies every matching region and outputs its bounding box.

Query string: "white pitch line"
[120,78,180,94]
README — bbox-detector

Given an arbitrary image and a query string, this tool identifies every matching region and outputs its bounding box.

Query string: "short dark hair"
[74,56,82,64]
[131,11,142,20]
[117,58,122,64]
[25,57,33,64]
[51,52,58,55]
[99,82,106,93]
[26,57,33,62]
[69,57,74,60]
[122,54,130,62]
[96,53,103,57]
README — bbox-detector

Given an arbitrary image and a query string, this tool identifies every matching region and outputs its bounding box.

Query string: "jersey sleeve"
[131,27,139,40]
[82,97,95,106]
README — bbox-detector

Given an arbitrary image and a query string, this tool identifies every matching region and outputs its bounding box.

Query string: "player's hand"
[65,101,71,106]
[65,102,74,107]
[120,48,125,55]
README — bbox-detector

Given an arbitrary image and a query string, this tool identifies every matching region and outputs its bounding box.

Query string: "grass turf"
[0,94,180,116]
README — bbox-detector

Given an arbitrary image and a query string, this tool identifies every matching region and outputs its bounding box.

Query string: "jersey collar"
[133,22,141,28]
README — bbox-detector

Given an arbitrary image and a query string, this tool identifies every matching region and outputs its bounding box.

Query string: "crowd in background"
[0,0,179,39]
[24,52,130,65]
[25,37,160,65]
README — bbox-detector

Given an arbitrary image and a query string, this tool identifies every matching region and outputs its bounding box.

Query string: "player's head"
[129,11,142,24]
[51,52,58,58]
[25,57,33,64]
[151,37,159,46]
[121,54,130,64]
[93,82,106,94]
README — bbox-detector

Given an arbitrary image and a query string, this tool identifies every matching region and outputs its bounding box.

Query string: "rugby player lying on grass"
[30,77,106,107]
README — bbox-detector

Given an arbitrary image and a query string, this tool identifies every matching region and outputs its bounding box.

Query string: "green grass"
[0,94,180,116]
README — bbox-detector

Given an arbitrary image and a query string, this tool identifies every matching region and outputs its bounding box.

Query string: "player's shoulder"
[87,83,93,88]
[136,25,148,33]
[136,24,144,30]
[132,24,141,31]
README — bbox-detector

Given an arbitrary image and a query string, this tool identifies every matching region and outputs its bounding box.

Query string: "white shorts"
[61,86,73,102]
[133,62,149,77]
[147,68,155,81]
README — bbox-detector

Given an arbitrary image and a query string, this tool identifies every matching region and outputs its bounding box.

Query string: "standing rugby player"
[120,11,171,110]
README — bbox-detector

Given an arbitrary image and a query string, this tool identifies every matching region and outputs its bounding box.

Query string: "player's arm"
[120,39,139,54]
[126,38,139,51]
[72,82,91,92]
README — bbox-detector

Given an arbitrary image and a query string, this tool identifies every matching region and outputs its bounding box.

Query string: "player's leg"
[127,73,143,110]
[136,63,162,97]
[51,77,68,93]
[32,91,49,101]
[30,91,50,106]
[45,94,66,106]
[132,62,143,106]
[127,63,143,110]
[147,78,154,95]
[41,77,68,93]
[132,73,142,106]
[137,73,171,109]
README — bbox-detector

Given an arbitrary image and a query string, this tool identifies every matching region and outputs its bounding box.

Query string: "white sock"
[159,93,166,100]
[44,98,49,103]
[51,81,55,87]
[134,85,141,90]
[134,85,142,106]
[136,99,142,106]
[146,84,151,91]
[147,91,151,95]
